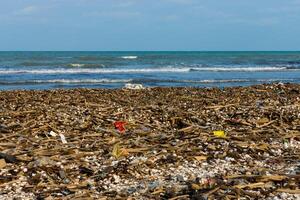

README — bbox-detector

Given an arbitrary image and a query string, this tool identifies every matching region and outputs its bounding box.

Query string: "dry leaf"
[191,183,201,190]
[112,143,129,159]
[0,159,6,169]
[234,182,266,189]
[194,156,207,161]
[256,117,269,125]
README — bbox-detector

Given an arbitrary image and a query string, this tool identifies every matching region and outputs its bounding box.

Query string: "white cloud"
[85,10,141,18]
[14,5,39,16]
[228,17,280,26]
[113,0,137,7]
[162,15,180,21]
[164,0,196,5]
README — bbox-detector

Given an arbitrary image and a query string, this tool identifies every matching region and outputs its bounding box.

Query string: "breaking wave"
[68,63,85,67]
[133,78,296,84]
[0,78,297,86]
[182,78,296,83]
[0,66,298,75]
[0,79,132,85]
[66,63,106,67]
[189,66,289,72]
[0,68,190,74]
[121,56,138,59]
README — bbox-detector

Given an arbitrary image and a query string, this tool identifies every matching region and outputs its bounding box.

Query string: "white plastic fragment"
[124,83,144,90]
[59,133,67,144]
[49,131,57,137]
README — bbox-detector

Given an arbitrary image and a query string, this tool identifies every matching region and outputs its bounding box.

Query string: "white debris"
[49,131,57,137]
[124,83,144,90]
[59,133,67,144]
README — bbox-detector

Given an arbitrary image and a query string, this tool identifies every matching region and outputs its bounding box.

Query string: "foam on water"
[68,63,86,67]
[0,66,297,74]
[190,66,289,72]
[0,79,132,85]
[1,78,295,86]
[0,67,190,74]
[121,56,138,59]
[1,51,300,89]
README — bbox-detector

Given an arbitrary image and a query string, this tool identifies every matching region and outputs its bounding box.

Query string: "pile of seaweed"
[0,83,299,200]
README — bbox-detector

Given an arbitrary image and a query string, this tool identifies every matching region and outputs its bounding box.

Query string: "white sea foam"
[1,79,133,84]
[121,56,138,59]
[190,67,288,72]
[1,78,296,86]
[68,63,85,67]
[0,68,190,74]
[0,66,297,75]
[181,78,295,84]
[36,79,132,83]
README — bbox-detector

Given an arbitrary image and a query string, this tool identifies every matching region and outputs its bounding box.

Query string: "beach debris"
[114,121,127,133]
[48,130,57,137]
[0,83,299,199]
[124,83,144,89]
[194,156,207,161]
[112,143,129,158]
[59,133,67,144]
[0,152,18,163]
[0,159,6,169]
[0,124,9,133]
[213,130,226,138]
[30,156,57,167]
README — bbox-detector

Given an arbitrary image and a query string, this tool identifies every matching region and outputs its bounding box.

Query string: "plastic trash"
[59,133,68,144]
[49,131,57,137]
[213,130,226,138]
[114,121,127,133]
[112,143,129,158]
[124,83,144,90]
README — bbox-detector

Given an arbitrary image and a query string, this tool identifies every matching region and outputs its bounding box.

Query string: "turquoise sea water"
[0,51,300,90]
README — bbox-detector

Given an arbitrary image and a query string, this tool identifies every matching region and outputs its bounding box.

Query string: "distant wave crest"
[133,78,295,84]
[68,63,85,67]
[0,66,298,75]
[189,66,288,72]
[121,56,138,59]
[67,63,106,67]
[0,78,296,86]
[0,79,132,85]
[0,67,189,74]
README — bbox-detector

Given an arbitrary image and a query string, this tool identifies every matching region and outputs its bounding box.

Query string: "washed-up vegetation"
[0,83,299,199]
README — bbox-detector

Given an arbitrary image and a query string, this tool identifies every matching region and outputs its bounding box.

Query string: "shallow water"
[0,51,300,90]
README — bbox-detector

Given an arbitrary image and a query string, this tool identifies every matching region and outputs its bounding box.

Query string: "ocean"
[0,51,300,90]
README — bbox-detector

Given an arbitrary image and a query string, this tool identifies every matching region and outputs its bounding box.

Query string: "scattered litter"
[49,130,57,137]
[0,152,18,163]
[0,159,6,169]
[112,143,129,159]
[124,83,144,90]
[114,121,127,133]
[213,130,226,138]
[0,83,299,199]
[59,133,67,144]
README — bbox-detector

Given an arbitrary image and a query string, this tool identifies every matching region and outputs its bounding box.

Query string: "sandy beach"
[0,83,299,199]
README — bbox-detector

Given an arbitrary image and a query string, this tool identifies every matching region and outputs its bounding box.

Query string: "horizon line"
[1,50,300,52]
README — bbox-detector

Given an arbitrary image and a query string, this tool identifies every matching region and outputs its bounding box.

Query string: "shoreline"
[0,83,299,199]
[0,82,298,92]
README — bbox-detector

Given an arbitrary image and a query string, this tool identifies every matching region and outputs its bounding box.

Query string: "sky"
[0,0,300,51]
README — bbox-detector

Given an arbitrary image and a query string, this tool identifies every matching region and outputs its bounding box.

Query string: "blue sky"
[0,0,300,51]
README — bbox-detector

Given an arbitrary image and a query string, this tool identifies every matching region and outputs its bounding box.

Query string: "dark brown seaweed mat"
[0,83,299,199]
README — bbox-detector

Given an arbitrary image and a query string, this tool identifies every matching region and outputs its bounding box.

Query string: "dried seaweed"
[0,83,299,199]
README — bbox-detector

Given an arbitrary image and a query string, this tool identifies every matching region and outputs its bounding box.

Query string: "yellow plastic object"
[213,130,226,138]
[112,143,129,159]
